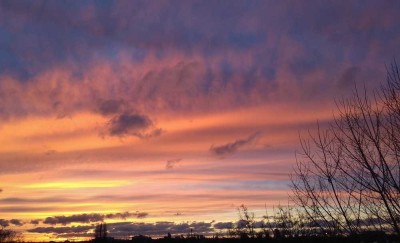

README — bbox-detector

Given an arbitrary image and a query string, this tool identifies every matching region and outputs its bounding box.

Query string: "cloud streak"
[210,132,261,157]
[166,159,182,170]
[43,212,149,225]
[28,221,216,238]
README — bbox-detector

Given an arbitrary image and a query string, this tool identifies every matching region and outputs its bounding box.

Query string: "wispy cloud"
[28,225,93,234]
[210,132,262,157]
[43,212,149,225]
[166,159,182,170]
[29,221,216,237]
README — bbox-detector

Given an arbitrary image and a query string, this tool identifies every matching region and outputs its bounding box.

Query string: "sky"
[1,0,400,241]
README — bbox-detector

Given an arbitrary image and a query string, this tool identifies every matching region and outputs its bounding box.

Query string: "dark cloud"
[97,99,125,116]
[105,221,214,237]
[105,212,148,220]
[210,132,261,157]
[213,222,233,230]
[30,219,40,225]
[9,219,23,226]
[108,113,151,135]
[28,225,93,234]
[165,159,181,169]
[0,219,9,227]
[135,213,148,219]
[43,212,148,225]
[337,66,361,88]
[26,220,274,238]
[43,214,103,225]
[27,221,217,237]
[107,112,162,138]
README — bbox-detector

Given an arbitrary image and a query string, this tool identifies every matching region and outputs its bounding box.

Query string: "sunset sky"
[1,0,400,241]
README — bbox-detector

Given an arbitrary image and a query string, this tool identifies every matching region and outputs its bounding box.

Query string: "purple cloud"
[210,132,261,157]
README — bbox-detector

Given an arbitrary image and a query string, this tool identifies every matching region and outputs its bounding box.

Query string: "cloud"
[43,212,148,225]
[105,212,148,220]
[9,219,23,226]
[97,99,125,116]
[28,226,93,234]
[89,221,213,237]
[337,66,361,89]
[27,218,279,238]
[43,214,103,225]
[165,159,182,169]
[27,220,231,238]
[210,132,261,157]
[0,219,9,227]
[108,113,151,135]
[30,219,40,225]
[107,112,162,138]
[0,218,24,228]
[213,222,233,230]
[136,213,148,219]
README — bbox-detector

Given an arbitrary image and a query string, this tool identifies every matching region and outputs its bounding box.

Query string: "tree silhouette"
[291,62,400,236]
[94,223,108,240]
[0,226,19,243]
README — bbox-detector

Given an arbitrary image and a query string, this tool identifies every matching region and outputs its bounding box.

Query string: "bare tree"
[0,227,20,243]
[291,62,400,237]
[94,223,108,240]
[236,205,256,238]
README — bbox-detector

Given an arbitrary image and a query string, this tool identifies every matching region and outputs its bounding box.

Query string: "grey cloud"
[28,225,93,234]
[97,99,125,116]
[109,113,151,135]
[337,66,361,89]
[27,220,237,237]
[43,214,103,225]
[30,219,40,225]
[105,212,148,220]
[213,222,233,230]
[136,213,148,219]
[107,221,214,237]
[43,212,148,225]
[9,219,23,226]
[166,159,181,169]
[0,219,9,227]
[107,112,162,138]
[210,132,261,157]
